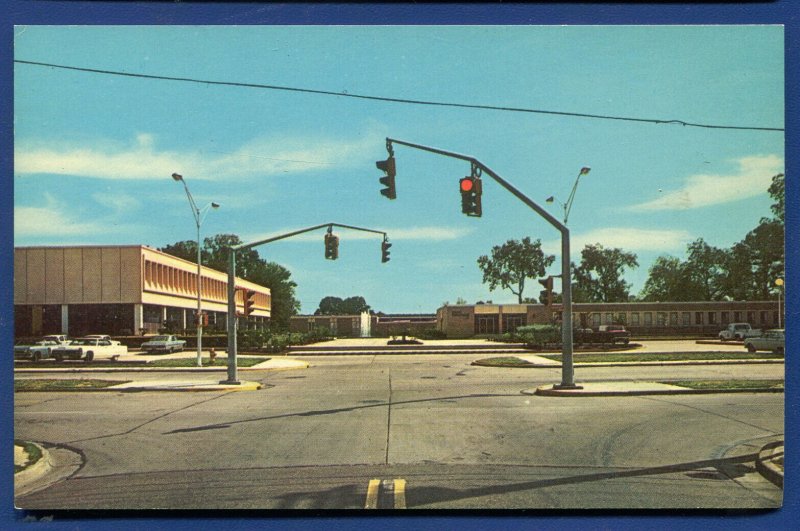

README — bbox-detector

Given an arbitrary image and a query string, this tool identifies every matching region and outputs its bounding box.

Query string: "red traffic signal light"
[244,290,257,317]
[460,176,482,217]
[376,156,397,200]
[538,277,554,306]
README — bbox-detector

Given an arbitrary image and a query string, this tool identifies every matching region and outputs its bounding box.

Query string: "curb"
[106,380,263,392]
[756,440,784,488]
[14,443,52,489]
[14,360,310,374]
[473,359,783,369]
[526,385,784,397]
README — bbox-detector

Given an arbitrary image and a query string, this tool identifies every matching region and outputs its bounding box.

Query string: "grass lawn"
[540,351,783,363]
[661,379,784,390]
[15,378,131,392]
[473,356,535,367]
[14,440,42,473]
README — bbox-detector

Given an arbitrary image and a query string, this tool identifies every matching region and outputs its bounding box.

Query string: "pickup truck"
[140,335,186,353]
[718,323,762,341]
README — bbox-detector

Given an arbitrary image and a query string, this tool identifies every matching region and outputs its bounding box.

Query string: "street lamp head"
[775,278,784,287]
[546,196,555,203]
[171,173,184,182]
[580,167,591,176]
[211,202,221,209]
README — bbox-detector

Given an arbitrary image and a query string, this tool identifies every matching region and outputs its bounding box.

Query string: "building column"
[161,306,168,327]
[61,305,69,335]
[133,304,144,335]
[182,308,188,331]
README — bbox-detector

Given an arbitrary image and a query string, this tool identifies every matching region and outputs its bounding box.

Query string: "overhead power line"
[15,59,784,132]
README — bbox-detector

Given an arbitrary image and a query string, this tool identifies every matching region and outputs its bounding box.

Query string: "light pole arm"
[178,179,201,228]
[234,223,387,252]
[385,137,576,388]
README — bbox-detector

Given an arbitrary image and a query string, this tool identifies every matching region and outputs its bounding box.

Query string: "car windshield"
[150,336,170,341]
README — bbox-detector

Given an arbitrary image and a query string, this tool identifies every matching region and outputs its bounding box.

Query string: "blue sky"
[13,25,785,314]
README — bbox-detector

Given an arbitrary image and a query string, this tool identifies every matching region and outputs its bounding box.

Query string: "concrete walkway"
[527,381,784,397]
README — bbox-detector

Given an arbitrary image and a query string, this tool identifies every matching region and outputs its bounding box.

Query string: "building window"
[695,312,704,325]
[670,312,679,326]
[617,313,626,324]
[760,311,768,324]
[503,314,526,333]
[592,313,601,326]
[644,312,653,326]
[721,312,730,324]
[734,311,742,322]
[631,313,640,326]
[682,312,691,326]
[657,312,667,326]
[708,312,717,325]
[773,311,780,326]
[747,311,755,323]
[605,313,613,324]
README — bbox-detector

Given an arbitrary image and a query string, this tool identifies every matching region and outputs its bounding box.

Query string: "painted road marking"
[364,478,407,509]
[365,479,380,509]
[393,479,407,509]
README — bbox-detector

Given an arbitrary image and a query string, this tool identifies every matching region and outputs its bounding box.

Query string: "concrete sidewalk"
[14,356,310,373]
[526,381,784,397]
[514,354,784,368]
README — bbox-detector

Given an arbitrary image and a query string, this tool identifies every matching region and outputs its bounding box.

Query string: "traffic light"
[324,231,339,260]
[195,311,209,327]
[538,276,554,306]
[460,175,482,217]
[376,155,397,200]
[381,239,392,263]
[244,290,256,317]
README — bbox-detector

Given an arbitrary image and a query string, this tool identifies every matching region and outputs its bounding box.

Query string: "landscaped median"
[14,356,271,369]
[472,351,784,368]
[14,378,263,392]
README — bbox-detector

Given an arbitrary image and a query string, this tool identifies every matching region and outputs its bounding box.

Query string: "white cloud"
[14,192,143,240]
[15,128,387,181]
[543,227,693,255]
[627,154,784,212]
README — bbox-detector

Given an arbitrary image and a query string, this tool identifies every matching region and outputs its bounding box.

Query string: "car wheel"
[746,344,757,353]
[719,336,727,342]
[84,351,94,363]
[776,347,784,355]
[55,353,63,362]
[32,351,41,362]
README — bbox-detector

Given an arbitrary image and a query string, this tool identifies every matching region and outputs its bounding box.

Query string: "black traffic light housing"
[460,173,482,217]
[324,228,339,260]
[381,238,392,263]
[376,155,397,200]
[244,290,257,317]
[538,276,554,306]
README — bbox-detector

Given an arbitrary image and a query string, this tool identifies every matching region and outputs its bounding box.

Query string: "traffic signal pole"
[222,222,389,385]
[385,138,579,389]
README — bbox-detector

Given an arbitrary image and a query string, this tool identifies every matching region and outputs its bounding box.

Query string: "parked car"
[14,339,61,362]
[576,324,631,345]
[140,335,186,353]
[42,334,71,345]
[52,337,128,362]
[84,334,123,346]
[718,323,762,341]
[743,329,784,354]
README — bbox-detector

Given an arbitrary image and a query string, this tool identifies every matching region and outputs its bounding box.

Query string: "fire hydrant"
[209,348,217,365]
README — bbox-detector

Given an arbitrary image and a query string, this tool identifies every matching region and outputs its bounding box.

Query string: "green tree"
[315,296,371,315]
[768,172,785,224]
[640,255,691,302]
[477,237,555,303]
[684,238,728,300]
[573,244,638,302]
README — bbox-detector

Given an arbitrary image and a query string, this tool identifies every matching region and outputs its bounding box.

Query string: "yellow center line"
[365,479,381,509]
[394,479,407,509]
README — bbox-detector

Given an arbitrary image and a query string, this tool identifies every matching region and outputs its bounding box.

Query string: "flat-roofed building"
[14,245,270,337]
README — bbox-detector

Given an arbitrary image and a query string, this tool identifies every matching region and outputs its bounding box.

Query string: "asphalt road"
[15,352,784,510]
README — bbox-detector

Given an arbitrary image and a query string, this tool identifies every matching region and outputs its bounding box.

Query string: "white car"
[84,334,123,346]
[52,337,128,362]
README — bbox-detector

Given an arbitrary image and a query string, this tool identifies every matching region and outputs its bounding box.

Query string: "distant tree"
[250,262,301,330]
[477,237,555,303]
[455,297,468,305]
[768,173,785,224]
[640,255,692,301]
[315,295,370,315]
[159,240,199,263]
[683,238,728,300]
[573,243,638,302]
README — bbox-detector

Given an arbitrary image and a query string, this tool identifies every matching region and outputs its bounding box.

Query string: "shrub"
[513,324,560,348]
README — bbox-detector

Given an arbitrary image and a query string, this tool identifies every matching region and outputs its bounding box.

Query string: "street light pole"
[172,173,219,368]
[546,166,591,225]
[775,278,784,328]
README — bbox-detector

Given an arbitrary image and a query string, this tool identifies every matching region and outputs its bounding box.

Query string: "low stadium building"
[14,245,271,337]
